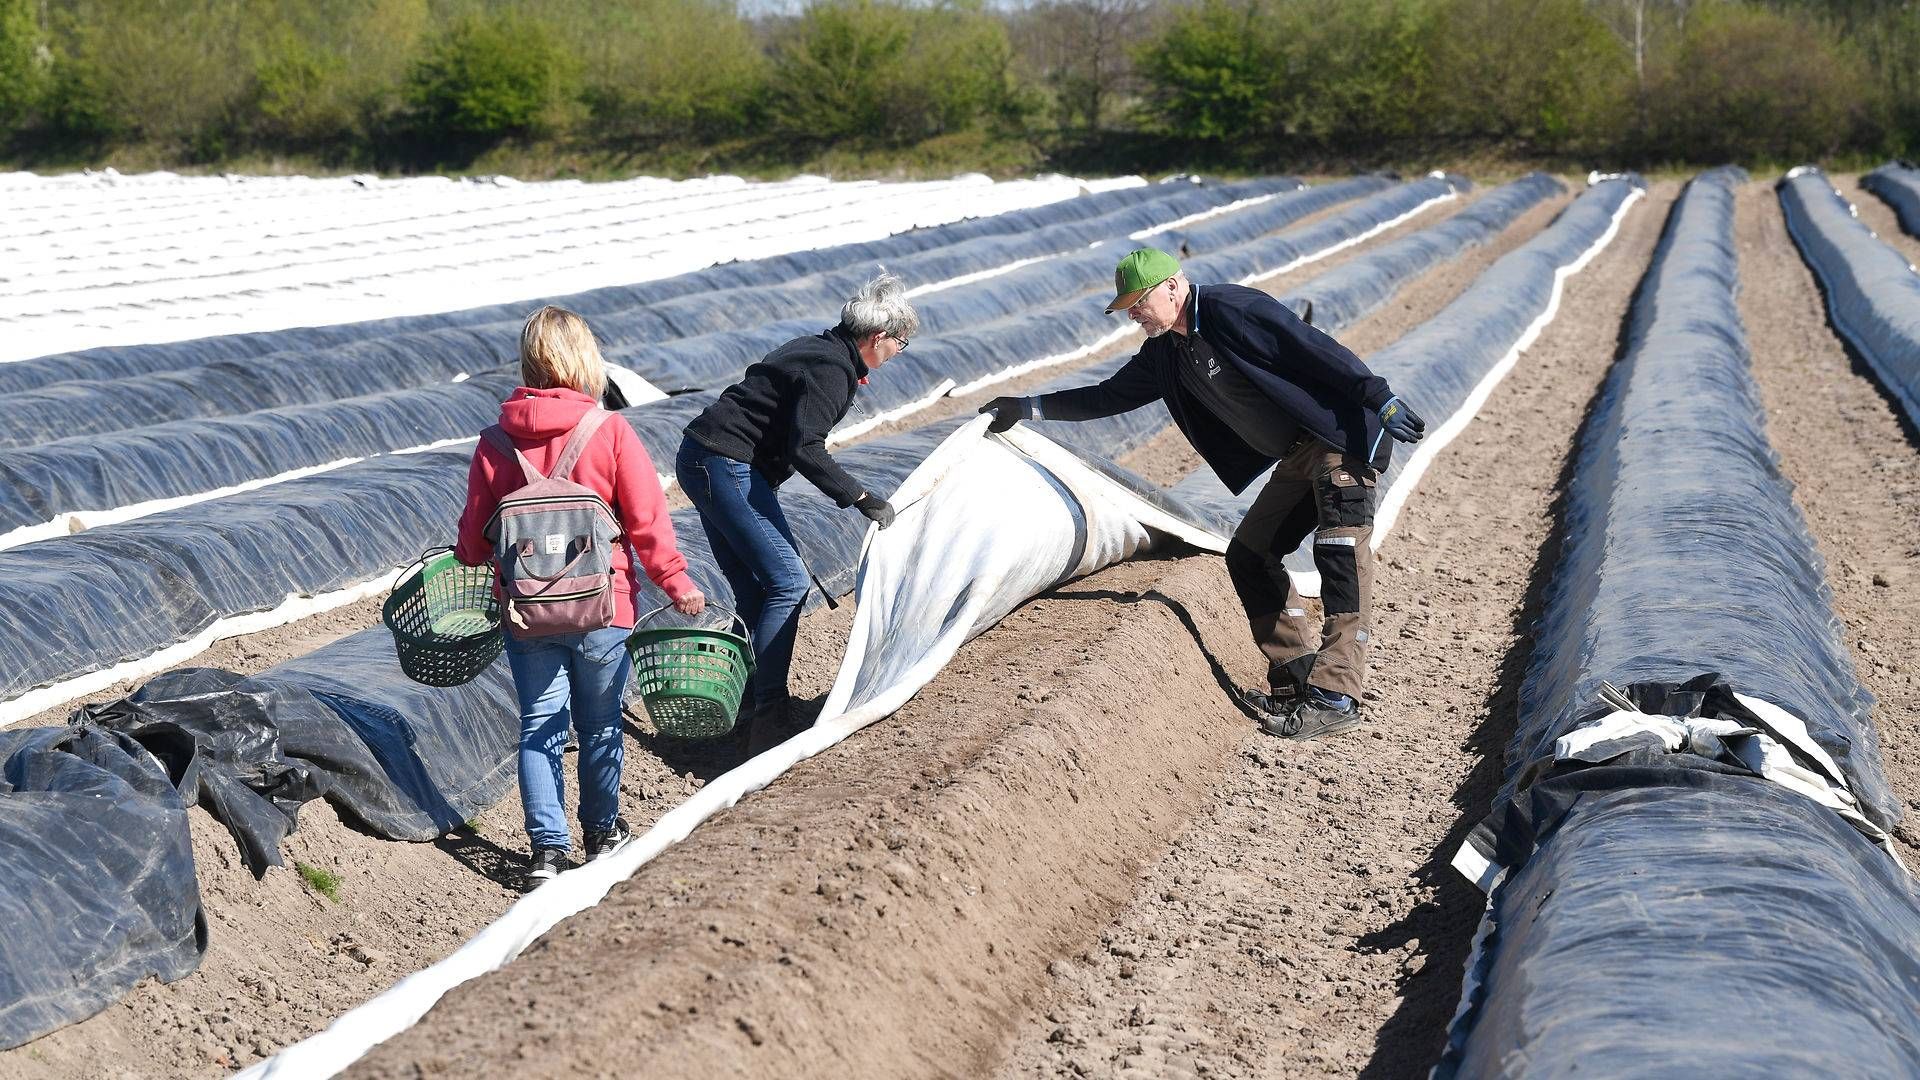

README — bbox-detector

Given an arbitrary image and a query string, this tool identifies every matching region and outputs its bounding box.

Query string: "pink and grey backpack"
[481,410,622,638]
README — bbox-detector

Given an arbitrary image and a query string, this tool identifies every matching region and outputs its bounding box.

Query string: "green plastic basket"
[382,549,504,687]
[627,605,754,739]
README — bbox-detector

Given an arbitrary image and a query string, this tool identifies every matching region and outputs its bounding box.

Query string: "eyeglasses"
[890,333,910,350]
[1127,280,1172,315]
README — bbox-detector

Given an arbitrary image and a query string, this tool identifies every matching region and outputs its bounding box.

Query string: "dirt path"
[989,180,1680,1080]
[1733,180,1920,855]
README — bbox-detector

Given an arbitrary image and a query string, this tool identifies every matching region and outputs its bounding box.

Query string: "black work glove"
[979,396,1032,434]
[854,493,895,529]
[1378,396,1426,443]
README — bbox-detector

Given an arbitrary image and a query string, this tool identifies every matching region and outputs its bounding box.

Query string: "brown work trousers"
[1224,442,1376,701]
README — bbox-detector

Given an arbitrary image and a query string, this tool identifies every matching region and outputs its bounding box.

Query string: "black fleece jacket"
[684,326,869,506]
[1034,283,1397,493]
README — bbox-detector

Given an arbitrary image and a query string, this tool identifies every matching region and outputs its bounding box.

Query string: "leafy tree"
[405,11,579,140]
[770,0,1032,145]
[1008,0,1152,133]
[249,0,429,147]
[1426,0,1632,150]
[0,0,46,133]
[1269,0,1437,146]
[1133,0,1281,141]
[555,0,767,139]
[1641,1,1875,162]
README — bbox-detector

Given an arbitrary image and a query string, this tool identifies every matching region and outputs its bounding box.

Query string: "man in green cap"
[980,248,1426,740]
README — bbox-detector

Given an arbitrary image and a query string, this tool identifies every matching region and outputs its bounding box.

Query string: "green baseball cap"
[1105,248,1181,313]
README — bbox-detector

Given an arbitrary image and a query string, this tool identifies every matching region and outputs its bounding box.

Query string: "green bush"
[1268,0,1437,146]
[536,0,766,139]
[41,0,253,151]
[1424,0,1632,151]
[770,0,1034,147]
[1133,0,1282,142]
[0,0,46,133]
[405,12,579,140]
[1641,2,1876,164]
[248,0,429,148]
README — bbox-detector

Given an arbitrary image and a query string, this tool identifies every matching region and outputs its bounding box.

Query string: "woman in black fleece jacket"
[676,272,915,751]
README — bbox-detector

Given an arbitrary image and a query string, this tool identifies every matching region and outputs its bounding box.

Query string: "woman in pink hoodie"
[456,306,705,883]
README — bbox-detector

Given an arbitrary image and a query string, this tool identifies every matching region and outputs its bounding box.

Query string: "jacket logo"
[1205,356,1222,378]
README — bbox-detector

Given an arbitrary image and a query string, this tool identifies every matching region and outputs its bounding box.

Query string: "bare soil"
[1734,178,1920,856]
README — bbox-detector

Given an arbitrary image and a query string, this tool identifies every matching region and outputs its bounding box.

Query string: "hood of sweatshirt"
[499,386,598,439]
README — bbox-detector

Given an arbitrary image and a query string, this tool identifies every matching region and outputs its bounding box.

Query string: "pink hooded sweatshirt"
[455,387,696,628]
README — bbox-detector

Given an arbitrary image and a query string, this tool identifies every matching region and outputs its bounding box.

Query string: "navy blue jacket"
[1034,283,1395,494]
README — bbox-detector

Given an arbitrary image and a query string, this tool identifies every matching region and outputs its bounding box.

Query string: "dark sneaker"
[584,818,633,862]
[1241,686,1300,717]
[529,846,567,882]
[1263,696,1363,741]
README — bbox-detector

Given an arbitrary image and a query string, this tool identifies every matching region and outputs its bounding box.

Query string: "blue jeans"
[675,437,809,713]
[502,625,632,851]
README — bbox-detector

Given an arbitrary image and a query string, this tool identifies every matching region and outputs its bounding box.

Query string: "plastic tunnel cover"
[1778,167,1920,433]
[1436,168,1920,1078]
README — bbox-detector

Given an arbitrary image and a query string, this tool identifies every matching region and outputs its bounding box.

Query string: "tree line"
[0,0,1913,173]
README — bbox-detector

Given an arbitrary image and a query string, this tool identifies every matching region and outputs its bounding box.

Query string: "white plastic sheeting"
[237,417,1226,1080]
[0,172,1143,361]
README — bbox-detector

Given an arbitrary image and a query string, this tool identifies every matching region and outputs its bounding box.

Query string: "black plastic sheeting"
[1171,175,1646,563]
[1516,167,1893,825]
[1861,160,1920,240]
[1779,166,1920,431]
[1437,169,1920,1077]
[0,179,1211,394]
[0,176,1427,714]
[1277,173,1564,330]
[0,724,205,1050]
[0,179,1301,446]
[0,180,1324,520]
[0,372,518,540]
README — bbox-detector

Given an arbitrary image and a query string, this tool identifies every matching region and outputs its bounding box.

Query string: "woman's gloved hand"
[854,493,896,529]
[979,396,1033,434]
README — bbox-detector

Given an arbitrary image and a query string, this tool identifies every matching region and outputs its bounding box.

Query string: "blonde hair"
[519,305,607,398]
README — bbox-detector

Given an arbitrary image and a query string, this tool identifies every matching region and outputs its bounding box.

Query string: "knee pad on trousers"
[1225,538,1288,615]
[1313,540,1361,615]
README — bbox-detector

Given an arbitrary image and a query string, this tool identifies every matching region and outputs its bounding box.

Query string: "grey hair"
[839,270,920,341]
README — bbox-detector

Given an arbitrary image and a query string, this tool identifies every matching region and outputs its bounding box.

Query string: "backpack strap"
[480,424,545,483]
[549,409,613,482]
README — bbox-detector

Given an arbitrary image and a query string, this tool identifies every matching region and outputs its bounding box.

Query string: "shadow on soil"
[433,826,527,889]
[1351,204,1659,1079]
[624,692,829,783]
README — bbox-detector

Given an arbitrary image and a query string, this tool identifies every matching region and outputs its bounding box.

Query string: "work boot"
[1248,687,1363,741]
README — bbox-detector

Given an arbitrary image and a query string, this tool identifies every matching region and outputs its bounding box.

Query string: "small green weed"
[296,861,343,903]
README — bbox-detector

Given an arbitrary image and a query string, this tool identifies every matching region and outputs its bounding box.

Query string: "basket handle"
[394,545,456,581]
[635,602,749,640]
